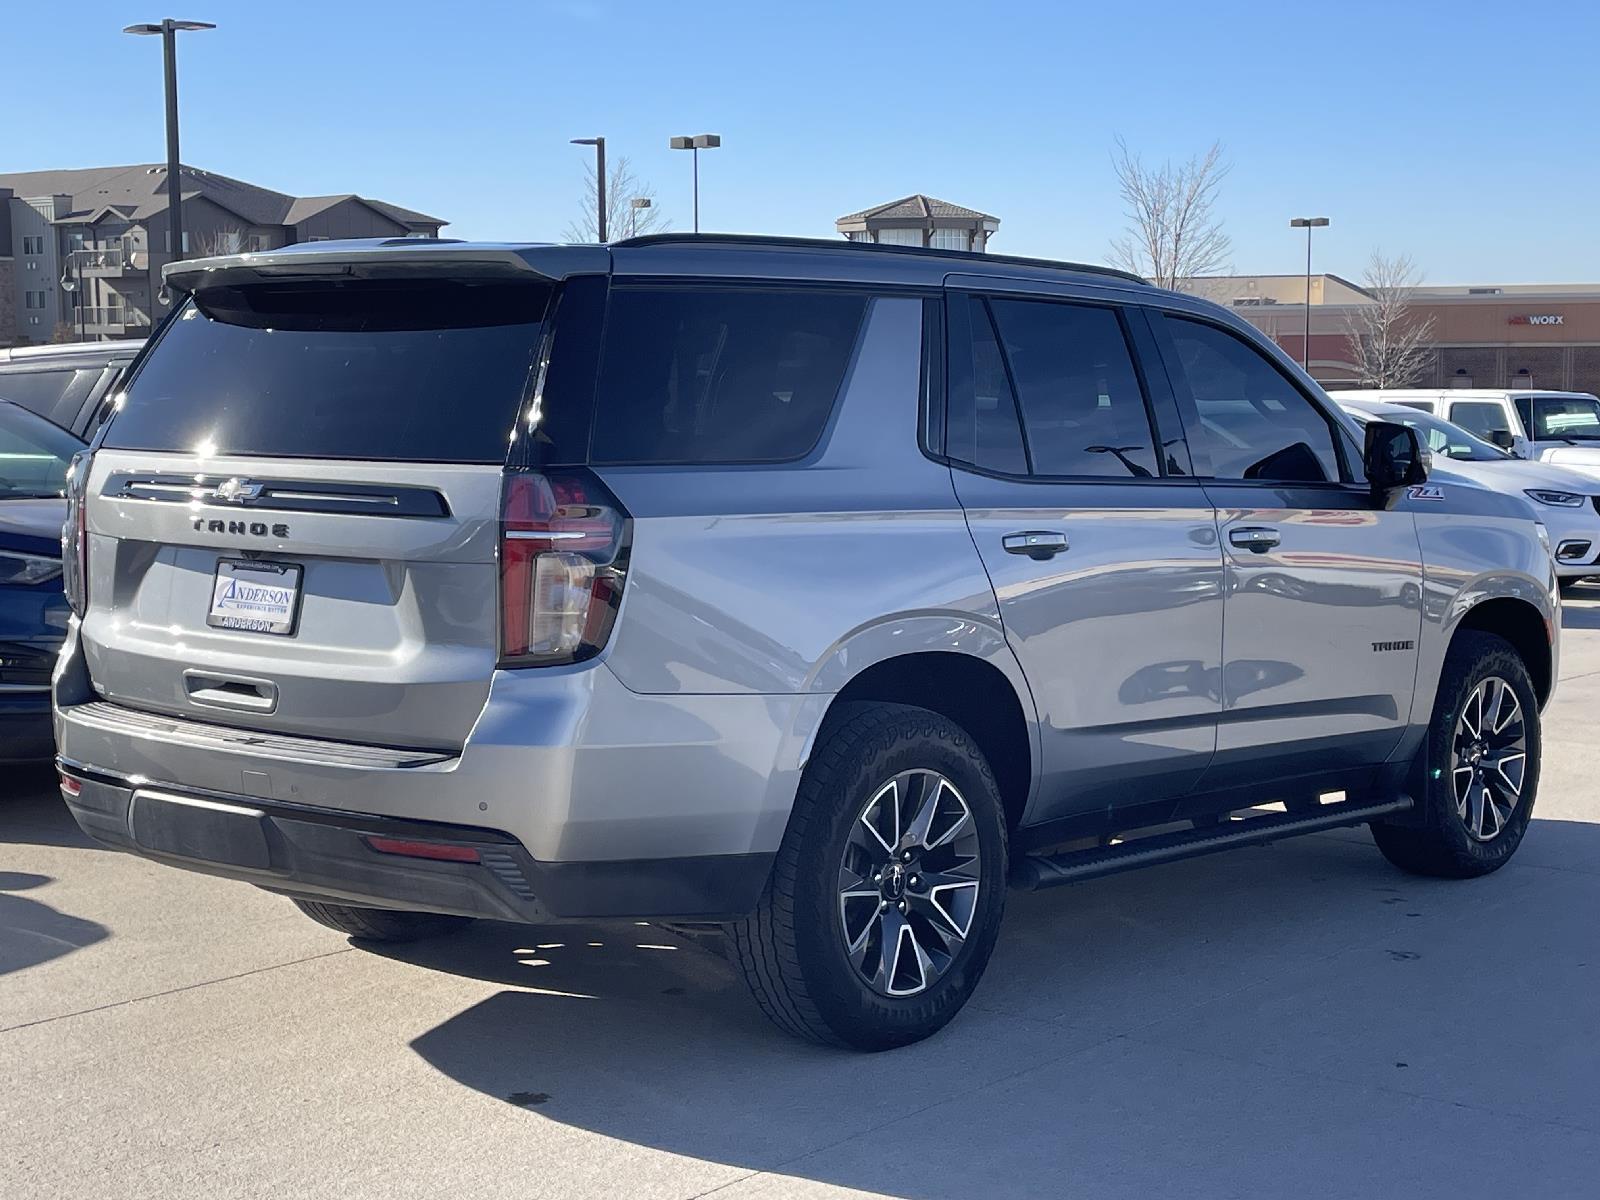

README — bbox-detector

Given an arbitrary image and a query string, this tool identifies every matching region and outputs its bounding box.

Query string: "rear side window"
[0,368,78,423]
[987,298,1158,478]
[945,295,1028,475]
[105,279,550,463]
[590,288,867,465]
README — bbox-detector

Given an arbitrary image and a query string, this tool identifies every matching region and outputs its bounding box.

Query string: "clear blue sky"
[11,0,1600,283]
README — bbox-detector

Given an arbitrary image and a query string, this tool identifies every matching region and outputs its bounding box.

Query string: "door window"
[945,296,1028,475]
[986,299,1159,478]
[1447,400,1514,444]
[1165,317,1341,483]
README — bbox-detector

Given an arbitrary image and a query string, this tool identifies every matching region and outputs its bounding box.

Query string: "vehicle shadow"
[0,870,108,978]
[0,767,95,850]
[395,817,1600,1198]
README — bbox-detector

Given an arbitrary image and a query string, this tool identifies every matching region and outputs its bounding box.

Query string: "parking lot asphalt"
[6,602,1600,1200]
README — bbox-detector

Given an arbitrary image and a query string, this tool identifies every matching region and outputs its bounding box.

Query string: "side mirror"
[1489,429,1516,450]
[1364,420,1429,500]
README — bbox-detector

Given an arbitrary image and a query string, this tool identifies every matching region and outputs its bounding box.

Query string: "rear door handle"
[1002,531,1069,560]
[1228,526,1280,553]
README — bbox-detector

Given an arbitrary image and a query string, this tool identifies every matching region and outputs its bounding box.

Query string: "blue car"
[0,399,80,763]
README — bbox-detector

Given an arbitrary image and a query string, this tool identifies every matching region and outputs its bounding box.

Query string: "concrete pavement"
[6,601,1600,1199]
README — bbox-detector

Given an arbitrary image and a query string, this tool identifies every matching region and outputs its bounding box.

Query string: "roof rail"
[610,232,1148,285]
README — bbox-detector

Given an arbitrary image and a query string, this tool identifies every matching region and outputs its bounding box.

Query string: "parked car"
[0,400,78,763]
[55,236,1558,1049]
[1327,387,1600,475]
[0,339,144,439]
[1340,398,1600,590]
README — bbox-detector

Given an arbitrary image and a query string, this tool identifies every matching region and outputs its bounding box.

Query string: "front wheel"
[730,703,1009,1050]
[1371,631,1539,878]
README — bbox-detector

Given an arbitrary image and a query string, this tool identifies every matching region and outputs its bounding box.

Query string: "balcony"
[77,306,152,335]
[70,247,148,277]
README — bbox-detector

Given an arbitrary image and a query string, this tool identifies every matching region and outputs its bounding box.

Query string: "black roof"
[611,233,1147,286]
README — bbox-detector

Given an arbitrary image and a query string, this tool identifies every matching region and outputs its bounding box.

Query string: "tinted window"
[0,368,75,421]
[1447,400,1514,443]
[591,288,866,465]
[946,296,1028,475]
[988,299,1157,478]
[105,280,549,462]
[1167,317,1340,483]
[1514,395,1534,432]
[0,402,83,498]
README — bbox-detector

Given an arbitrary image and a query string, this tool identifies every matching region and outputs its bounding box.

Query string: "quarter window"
[590,288,867,465]
[1166,317,1341,483]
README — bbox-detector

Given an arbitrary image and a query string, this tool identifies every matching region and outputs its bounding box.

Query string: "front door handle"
[1228,526,1280,553]
[1003,531,1069,560]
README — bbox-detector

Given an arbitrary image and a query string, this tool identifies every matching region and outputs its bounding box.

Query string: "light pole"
[669,134,721,233]
[628,196,652,238]
[570,137,607,242]
[1289,216,1329,371]
[124,19,215,265]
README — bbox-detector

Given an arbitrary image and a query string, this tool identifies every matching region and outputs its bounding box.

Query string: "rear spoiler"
[163,240,611,294]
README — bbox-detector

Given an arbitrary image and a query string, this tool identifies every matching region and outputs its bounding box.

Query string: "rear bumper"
[58,760,775,923]
[0,691,55,763]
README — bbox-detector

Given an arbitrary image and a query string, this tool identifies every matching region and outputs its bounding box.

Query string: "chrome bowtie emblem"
[214,477,263,503]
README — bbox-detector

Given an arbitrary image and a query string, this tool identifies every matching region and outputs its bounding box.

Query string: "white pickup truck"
[1328,389,1600,478]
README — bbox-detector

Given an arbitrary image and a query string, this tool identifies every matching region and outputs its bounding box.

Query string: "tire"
[729,702,1009,1051]
[291,899,471,943]
[1371,630,1539,878]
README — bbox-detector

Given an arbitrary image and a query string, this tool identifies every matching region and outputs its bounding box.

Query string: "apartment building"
[0,164,445,346]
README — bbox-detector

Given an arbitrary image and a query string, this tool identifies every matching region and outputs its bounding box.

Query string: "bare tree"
[564,155,669,242]
[1344,251,1436,387]
[192,225,251,257]
[1108,138,1231,290]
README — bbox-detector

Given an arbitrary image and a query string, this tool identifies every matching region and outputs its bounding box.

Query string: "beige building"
[1213,274,1600,396]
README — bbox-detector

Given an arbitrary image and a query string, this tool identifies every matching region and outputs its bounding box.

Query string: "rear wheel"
[730,703,1008,1050]
[291,899,471,943]
[1371,631,1539,878]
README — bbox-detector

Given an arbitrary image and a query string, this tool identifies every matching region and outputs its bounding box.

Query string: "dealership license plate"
[207,559,303,636]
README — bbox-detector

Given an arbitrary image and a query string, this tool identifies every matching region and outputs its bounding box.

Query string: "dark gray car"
[53,236,1557,1048]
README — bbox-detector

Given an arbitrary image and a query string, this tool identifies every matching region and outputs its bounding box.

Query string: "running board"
[1014,796,1415,891]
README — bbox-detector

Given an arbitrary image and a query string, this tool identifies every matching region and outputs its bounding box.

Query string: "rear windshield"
[105,279,549,462]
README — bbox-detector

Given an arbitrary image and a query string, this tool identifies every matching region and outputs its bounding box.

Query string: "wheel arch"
[1452,596,1553,707]
[806,650,1038,835]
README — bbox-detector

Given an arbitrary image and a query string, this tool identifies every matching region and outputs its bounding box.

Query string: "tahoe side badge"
[1407,484,1445,502]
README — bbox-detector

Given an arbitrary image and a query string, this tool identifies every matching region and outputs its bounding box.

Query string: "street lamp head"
[570,137,602,147]
[1290,216,1330,228]
[124,20,216,34]
[691,134,721,149]
[669,136,693,150]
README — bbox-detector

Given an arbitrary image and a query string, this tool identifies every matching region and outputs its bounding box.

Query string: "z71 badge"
[1406,484,1446,501]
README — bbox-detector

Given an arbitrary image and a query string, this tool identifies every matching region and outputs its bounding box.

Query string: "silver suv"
[55,235,1558,1049]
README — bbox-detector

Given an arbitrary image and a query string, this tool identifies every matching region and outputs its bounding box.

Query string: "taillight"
[498,469,629,667]
[62,450,92,617]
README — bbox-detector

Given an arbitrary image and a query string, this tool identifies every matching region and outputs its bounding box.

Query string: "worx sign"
[1509,314,1565,326]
